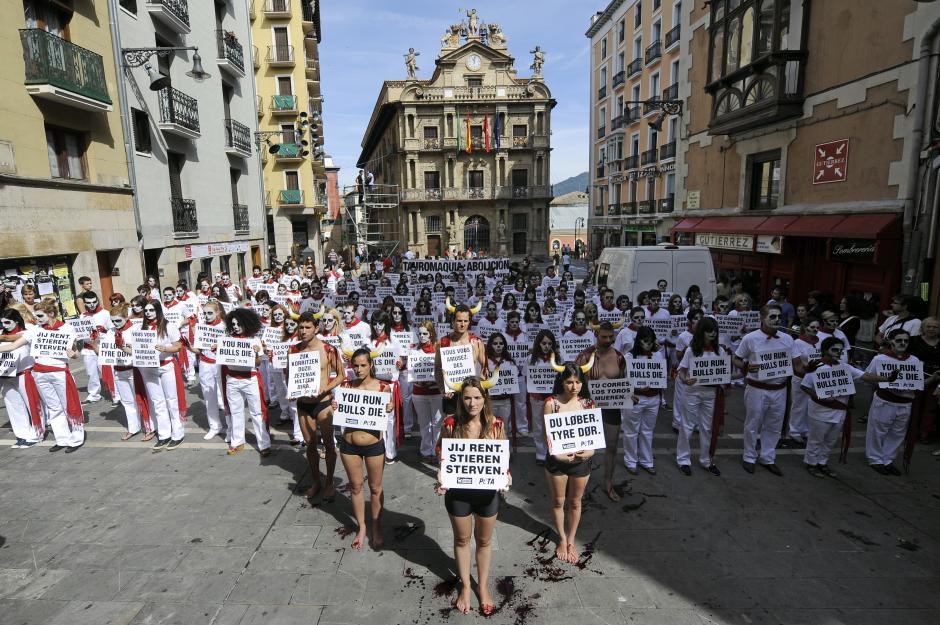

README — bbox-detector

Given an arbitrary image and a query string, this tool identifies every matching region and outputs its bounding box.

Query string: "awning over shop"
[672,213,900,239]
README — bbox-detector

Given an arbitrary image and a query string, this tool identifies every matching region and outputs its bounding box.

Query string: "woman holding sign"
[412,321,442,461]
[221,308,271,457]
[543,361,597,562]
[624,326,665,475]
[191,301,227,440]
[367,311,405,464]
[526,329,563,465]
[0,308,41,448]
[137,301,187,451]
[108,303,154,442]
[485,332,517,435]
[434,376,509,616]
[787,317,822,447]
[332,347,394,549]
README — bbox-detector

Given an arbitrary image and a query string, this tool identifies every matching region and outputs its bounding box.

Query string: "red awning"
[672,213,900,239]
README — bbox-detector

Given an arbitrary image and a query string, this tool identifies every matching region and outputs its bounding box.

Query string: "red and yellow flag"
[465,110,472,153]
[483,114,490,152]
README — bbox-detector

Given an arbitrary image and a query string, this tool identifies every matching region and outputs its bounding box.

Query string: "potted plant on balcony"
[224,31,239,44]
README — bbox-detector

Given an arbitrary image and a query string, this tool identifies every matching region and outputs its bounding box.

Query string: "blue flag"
[494,113,501,150]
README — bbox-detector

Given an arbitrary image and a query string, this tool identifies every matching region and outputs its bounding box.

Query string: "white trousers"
[515,377,529,433]
[139,363,185,441]
[184,347,197,382]
[225,374,271,450]
[672,371,685,429]
[198,361,225,433]
[114,368,144,435]
[385,386,398,460]
[83,353,101,401]
[805,418,842,466]
[865,397,911,466]
[259,358,272,400]
[400,378,414,431]
[269,368,289,415]
[413,393,443,457]
[288,399,302,441]
[529,395,547,460]
[742,385,787,464]
[34,369,83,447]
[2,376,40,443]
[491,398,512,431]
[623,394,660,468]
[788,376,809,437]
[676,385,715,467]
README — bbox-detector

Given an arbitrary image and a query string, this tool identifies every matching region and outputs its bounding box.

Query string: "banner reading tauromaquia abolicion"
[399,259,510,274]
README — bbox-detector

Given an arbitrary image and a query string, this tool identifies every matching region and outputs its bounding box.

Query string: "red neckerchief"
[231,333,245,339]
[179,293,190,301]
[347,318,362,328]
[264,279,276,285]
[374,333,389,345]
[421,342,435,354]
[260,316,270,325]
[114,321,132,341]
[761,327,779,339]
[209,318,223,326]
[601,302,616,312]
[42,320,65,331]
[799,334,819,345]
[165,300,178,308]
[289,290,301,297]
[83,306,102,316]
[628,323,639,331]
[391,324,406,332]
[6,328,24,336]
[886,350,911,361]
[144,320,157,330]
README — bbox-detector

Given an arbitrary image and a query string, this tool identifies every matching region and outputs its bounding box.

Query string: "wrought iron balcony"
[171,197,198,235]
[611,115,624,130]
[233,203,250,233]
[596,164,605,178]
[400,186,550,202]
[663,82,679,102]
[623,201,638,215]
[660,140,677,160]
[665,24,681,50]
[624,155,639,170]
[597,125,606,139]
[612,70,626,89]
[598,85,607,100]
[302,0,316,25]
[638,200,655,214]
[267,45,294,66]
[158,87,200,139]
[270,94,297,113]
[146,0,190,34]
[470,137,485,150]
[224,119,251,156]
[627,57,643,77]
[274,142,303,161]
[628,106,641,124]
[645,40,662,64]
[644,99,662,116]
[659,197,675,213]
[641,147,658,165]
[279,189,303,205]
[216,30,245,77]
[608,203,621,216]
[264,0,291,17]
[19,29,111,111]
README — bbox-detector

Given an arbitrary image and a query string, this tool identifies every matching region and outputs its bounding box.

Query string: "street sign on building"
[686,190,700,209]
[695,232,753,251]
[813,139,849,185]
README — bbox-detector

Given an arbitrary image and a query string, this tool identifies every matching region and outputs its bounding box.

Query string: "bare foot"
[304,481,322,499]
[371,524,384,550]
[555,542,568,561]
[322,482,336,502]
[351,530,366,550]
[567,542,580,563]
[604,483,620,502]
[454,586,473,614]
[478,584,495,615]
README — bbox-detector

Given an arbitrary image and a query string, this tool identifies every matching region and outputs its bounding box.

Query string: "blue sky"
[319,0,594,188]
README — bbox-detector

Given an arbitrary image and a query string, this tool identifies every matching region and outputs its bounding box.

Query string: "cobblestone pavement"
[0,367,938,625]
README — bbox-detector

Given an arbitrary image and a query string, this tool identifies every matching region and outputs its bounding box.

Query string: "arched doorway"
[463,215,490,253]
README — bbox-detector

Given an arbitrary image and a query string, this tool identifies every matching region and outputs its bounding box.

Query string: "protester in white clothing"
[191,301,227,440]
[221,308,271,456]
[0,308,41,448]
[622,326,664,474]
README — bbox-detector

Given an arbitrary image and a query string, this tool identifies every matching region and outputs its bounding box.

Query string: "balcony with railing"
[271,94,298,114]
[610,115,625,131]
[645,40,662,64]
[401,186,551,202]
[624,154,639,170]
[596,163,605,178]
[623,201,638,215]
[158,87,200,139]
[644,99,662,116]
[597,125,606,139]
[264,0,291,18]
[660,140,677,160]
[279,189,303,205]
[612,70,626,89]
[171,197,198,236]
[302,0,316,25]
[608,203,621,216]
[665,24,681,50]
[511,135,529,148]
[224,119,251,157]
[233,203,250,233]
[251,45,261,69]
[638,200,655,215]
[641,147,658,165]
[274,142,303,161]
[146,0,190,34]
[267,45,294,66]
[628,105,641,124]
[598,85,607,100]
[216,30,245,77]
[417,85,533,101]
[659,197,675,213]
[627,57,643,77]
[663,82,679,102]
[20,29,112,112]
[257,95,264,117]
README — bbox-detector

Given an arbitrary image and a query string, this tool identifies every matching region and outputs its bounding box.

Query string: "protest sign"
[319,334,341,351]
[753,347,793,380]
[0,352,17,377]
[246,277,264,294]
[588,378,634,409]
[525,362,557,394]
[391,330,414,349]
[739,311,761,330]
[408,350,436,383]
[262,326,284,346]
[597,307,623,324]
[194,323,225,351]
[269,294,289,308]
[440,438,510,490]
[627,357,668,389]
[506,340,530,364]
[130,330,159,368]
[70,317,95,340]
[689,354,732,386]
[98,337,131,367]
[162,308,184,327]
[440,344,476,381]
[543,313,565,335]
[488,362,520,396]
[716,314,746,336]
[813,364,857,399]
[877,359,924,391]
[215,337,257,368]
[559,335,594,361]
[401,258,510,274]
[545,408,605,454]
[333,387,390,431]
[287,350,321,399]
[671,315,689,335]
[28,329,72,360]
[475,323,501,341]
[341,329,370,351]
[524,325,545,345]
[373,345,399,378]
[647,318,675,343]
[376,286,394,300]
[269,341,296,369]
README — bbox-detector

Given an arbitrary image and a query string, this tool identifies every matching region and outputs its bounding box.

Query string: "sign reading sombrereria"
[287,351,321,400]
[333,387,390,431]
[545,408,605,454]
[440,438,510,490]
[215,337,257,368]
[689,354,732,386]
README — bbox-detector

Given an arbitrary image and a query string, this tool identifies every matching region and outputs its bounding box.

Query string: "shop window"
[747,150,781,210]
[45,126,87,180]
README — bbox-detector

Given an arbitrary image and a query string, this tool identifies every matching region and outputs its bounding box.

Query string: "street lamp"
[121,47,211,89]
[623,98,683,131]
[574,216,585,257]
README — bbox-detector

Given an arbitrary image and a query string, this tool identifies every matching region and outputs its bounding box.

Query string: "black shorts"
[444,489,500,518]
[601,409,622,426]
[297,399,331,417]
[338,438,385,458]
[545,456,592,477]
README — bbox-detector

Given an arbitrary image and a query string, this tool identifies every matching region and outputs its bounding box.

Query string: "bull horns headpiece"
[312,302,325,320]
[579,353,595,373]
[443,375,463,392]
[550,352,594,373]
[469,301,482,315]
[549,353,565,372]
[480,366,500,390]
[445,297,456,314]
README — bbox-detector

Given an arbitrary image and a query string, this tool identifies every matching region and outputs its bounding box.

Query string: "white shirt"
[79,308,111,356]
[735,328,795,385]
[801,362,865,423]
[866,353,922,400]
[879,314,921,338]
[26,322,76,367]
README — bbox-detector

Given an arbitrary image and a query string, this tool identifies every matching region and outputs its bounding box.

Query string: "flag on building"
[494,113,501,150]
[465,110,472,153]
[483,114,491,152]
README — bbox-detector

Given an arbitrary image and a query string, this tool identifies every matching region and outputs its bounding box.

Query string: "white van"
[591,245,717,304]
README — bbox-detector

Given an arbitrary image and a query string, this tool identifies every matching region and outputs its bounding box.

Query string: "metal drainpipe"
[902,15,940,294]
[106,0,146,284]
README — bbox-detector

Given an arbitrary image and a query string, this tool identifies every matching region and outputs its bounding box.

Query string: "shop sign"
[629,167,661,180]
[813,139,849,185]
[830,238,877,263]
[184,242,250,260]
[695,232,754,251]
[755,235,784,254]
[624,225,655,232]
[686,191,701,209]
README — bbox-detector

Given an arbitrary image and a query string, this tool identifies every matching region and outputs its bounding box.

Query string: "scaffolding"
[341,184,401,261]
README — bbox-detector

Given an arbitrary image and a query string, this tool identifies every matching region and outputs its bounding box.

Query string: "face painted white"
[231,318,243,335]
[342,308,355,324]
[85,298,98,310]
[110,317,126,328]
[203,308,216,322]
[417,327,430,344]
[323,316,336,330]
[272,310,285,323]
[144,307,157,320]
[132,305,143,314]
[176,288,185,298]
[285,320,298,334]
[373,322,386,335]
[257,304,270,318]
[35,312,49,325]
[163,292,174,303]
[1,319,18,332]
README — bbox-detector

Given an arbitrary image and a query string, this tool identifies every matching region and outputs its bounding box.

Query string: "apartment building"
[251,0,326,264]
[587,0,684,252]
[0,0,142,312]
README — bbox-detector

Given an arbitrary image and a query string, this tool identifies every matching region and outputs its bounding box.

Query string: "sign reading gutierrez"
[440,439,510,490]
